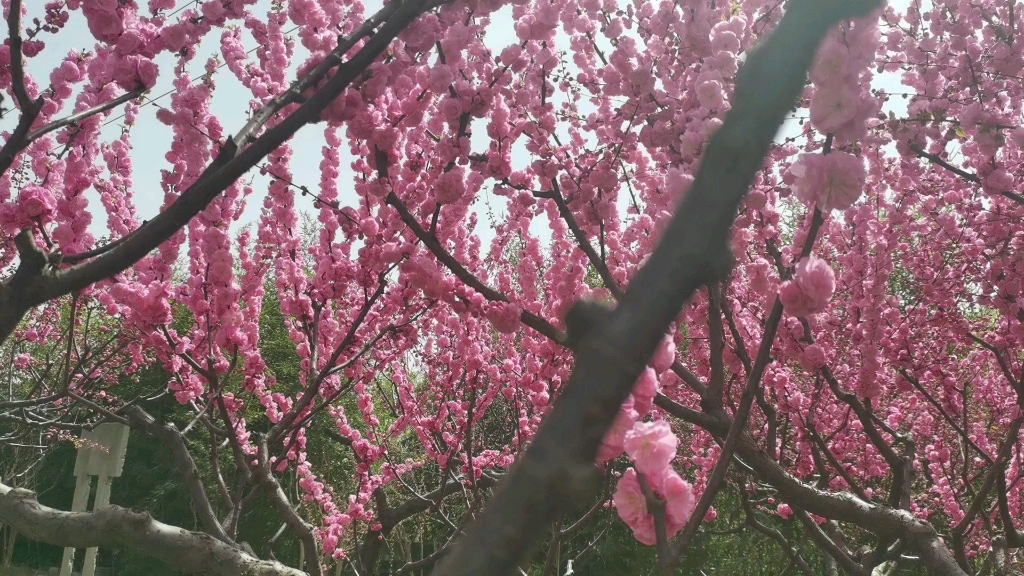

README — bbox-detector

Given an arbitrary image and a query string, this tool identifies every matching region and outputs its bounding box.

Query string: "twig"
[910,144,1024,205]
[25,88,145,145]
[637,473,673,576]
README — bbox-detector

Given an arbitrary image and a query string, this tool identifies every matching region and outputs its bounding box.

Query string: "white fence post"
[59,423,129,576]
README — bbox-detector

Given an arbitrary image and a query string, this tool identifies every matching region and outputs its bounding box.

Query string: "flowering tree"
[0,0,1022,574]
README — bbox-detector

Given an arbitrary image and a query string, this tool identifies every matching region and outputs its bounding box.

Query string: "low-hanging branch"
[0,481,306,576]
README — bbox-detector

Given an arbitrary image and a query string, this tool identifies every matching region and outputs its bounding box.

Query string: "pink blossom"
[113,55,159,90]
[779,280,819,318]
[777,504,793,519]
[613,468,696,545]
[696,79,725,110]
[790,152,865,212]
[136,58,159,88]
[18,185,56,218]
[613,468,648,526]
[632,367,659,416]
[779,256,836,317]
[435,168,467,204]
[597,406,639,464]
[161,25,188,52]
[656,469,697,527]
[84,7,124,43]
[710,29,740,54]
[630,516,658,546]
[402,13,441,52]
[811,38,850,86]
[485,302,521,334]
[428,65,454,93]
[54,61,83,84]
[983,168,1014,195]
[809,85,860,134]
[651,335,676,373]
[623,420,678,475]
[802,343,827,371]
[201,0,228,23]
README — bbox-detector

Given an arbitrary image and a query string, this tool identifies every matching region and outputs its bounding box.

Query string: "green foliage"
[7,282,322,574]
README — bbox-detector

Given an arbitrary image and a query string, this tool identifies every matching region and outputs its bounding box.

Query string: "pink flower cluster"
[112,55,159,90]
[790,152,865,212]
[779,256,836,317]
[597,357,698,546]
[81,0,128,43]
[596,335,678,465]
[623,420,678,476]
[613,466,696,545]
[808,17,881,142]
[485,301,522,334]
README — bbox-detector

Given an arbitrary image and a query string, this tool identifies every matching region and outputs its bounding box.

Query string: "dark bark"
[126,407,234,545]
[0,482,304,576]
[430,1,885,574]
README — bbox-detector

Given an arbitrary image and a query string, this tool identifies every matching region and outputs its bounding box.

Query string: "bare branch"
[739,489,817,576]
[25,88,146,146]
[126,407,233,545]
[656,395,967,575]
[910,144,1024,205]
[6,0,36,113]
[793,512,868,576]
[255,438,323,576]
[0,481,305,576]
[0,0,43,178]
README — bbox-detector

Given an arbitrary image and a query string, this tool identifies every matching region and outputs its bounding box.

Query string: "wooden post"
[60,423,129,576]
[2,523,16,566]
[59,475,93,576]
[80,474,113,576]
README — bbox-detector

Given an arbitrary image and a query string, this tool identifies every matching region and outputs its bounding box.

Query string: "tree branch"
[0,0,43,178]
[254,438,323,576]
[0,481,305,576]
[910,144,1024,205]
[126,407,233,545]
[386,191,565,343]
[0,0,436,344]
[739,489,817,576]
[25,88,146,146]
[655,395,967,575]
[6,0,35,112]
[429,1,884,574]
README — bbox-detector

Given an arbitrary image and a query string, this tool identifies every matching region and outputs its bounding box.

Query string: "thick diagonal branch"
[255,438,323,576]
[126,407,233,545]
[429,1,884,574]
